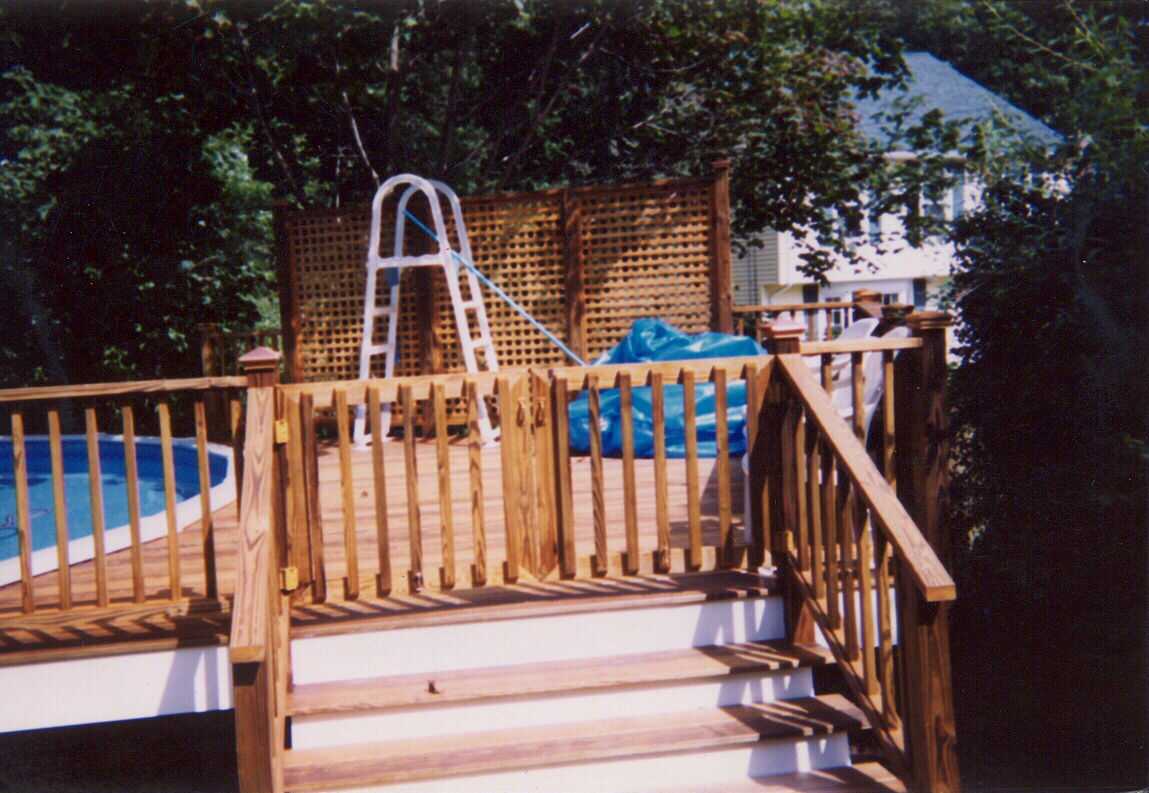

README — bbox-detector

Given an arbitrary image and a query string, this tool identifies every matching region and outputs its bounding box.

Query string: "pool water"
[0,437,230,564]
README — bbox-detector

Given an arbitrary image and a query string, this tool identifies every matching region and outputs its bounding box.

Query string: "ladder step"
[365,344,390,356]
[371,306,398,318]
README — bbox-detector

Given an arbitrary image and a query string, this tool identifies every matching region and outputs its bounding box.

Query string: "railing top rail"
[798,337,922,356]
[0,375,249,405]
[733,301,855,314]
[279,354,774,409]
[776,354,956,602]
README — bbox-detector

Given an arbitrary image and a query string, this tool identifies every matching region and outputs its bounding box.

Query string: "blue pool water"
[0,437,229,563]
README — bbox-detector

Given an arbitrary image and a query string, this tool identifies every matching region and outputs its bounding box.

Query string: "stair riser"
[293,596,785,685]
[314,734,852,793]
[292,667,815,749]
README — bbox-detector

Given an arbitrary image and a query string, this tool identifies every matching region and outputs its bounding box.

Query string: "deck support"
[895,312,960,793]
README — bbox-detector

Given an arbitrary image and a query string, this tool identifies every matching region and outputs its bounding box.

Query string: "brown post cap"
[711,158,731,173]
[906,310,954,331]
[239,347,282,386]
[852,288,882,303]
[762,320,805,341]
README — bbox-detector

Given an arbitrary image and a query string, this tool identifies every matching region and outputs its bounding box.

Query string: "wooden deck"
[0,438,746,656]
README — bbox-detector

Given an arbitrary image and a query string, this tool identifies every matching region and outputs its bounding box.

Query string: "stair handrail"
[775,355,954,601]
[759,321,960,792]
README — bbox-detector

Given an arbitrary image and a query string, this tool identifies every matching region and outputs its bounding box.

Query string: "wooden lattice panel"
[581,182,714,360]
[277,168,731,386]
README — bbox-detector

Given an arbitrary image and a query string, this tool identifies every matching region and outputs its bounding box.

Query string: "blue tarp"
[568,318,765,458]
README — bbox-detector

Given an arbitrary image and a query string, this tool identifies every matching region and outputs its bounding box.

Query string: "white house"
[734,52,1061,312]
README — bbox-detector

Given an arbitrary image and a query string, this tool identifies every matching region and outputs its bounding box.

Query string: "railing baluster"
[47,409,72,609]
[333,388,360,599]
[857,504,878,695]
[823,442,840,629]
[11,412,35,613]
[875,530,899,727]
[194,399,217,599]
[432,383,455,590]
[882,350,896,484]
[466,382,486,588]
[617,372,639,575]
[793,406,808,573]
[742,362,764,569]
[838,470,859,661]
[122,404,145,603]
[587,375,607,577]
[851,351,865,440]
[551,376,576,579]
[367,386,393,596]
[681,369,702,570]
[400,385,424,592]
[650,372,670,573]
[83,408,109,607]
[821,353,833,394]
[230,394,244,520]
[157,401,181,600]
[806,424,824,599]
[495,376,520,583]
[300,393,326,603]
[286,394,316,599]
[800,418,815,575]
[712,368,732,566]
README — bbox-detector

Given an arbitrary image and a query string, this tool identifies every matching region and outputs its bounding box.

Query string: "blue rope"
[400,208,587,366]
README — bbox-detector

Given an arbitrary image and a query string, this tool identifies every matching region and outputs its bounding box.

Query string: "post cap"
[906,310,954,331]
[852,288,882,303]
[238,346,282,371]
[763,320,805,340]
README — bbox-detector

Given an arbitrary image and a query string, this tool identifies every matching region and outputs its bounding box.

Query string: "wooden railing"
[733,289,902,344]
[752,312,960,793]
[0,375,246,616]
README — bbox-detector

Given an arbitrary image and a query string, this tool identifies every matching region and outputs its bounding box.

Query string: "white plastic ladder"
[353,174,499,447]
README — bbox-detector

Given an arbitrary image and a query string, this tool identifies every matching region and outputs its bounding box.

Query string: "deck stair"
[281,573,905,793]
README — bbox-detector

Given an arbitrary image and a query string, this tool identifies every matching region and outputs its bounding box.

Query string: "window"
[868,213,882,245]
[913,278,928,309]
[801,285,819,303]
[881,292,901,305]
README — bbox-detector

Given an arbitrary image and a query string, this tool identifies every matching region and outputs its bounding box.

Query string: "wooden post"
[894,311,960,793]
[852,288,883,322]
[561,189,587,362]
[762,322,816,644]
[763,321,804,355]
[273,203,303,383]
[199,323,222,377]
[708,159,734,334]
[232,346,284,793]
[200,323,231,443]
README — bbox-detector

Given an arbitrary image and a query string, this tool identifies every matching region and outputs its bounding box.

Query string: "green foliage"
[1,0,961,387]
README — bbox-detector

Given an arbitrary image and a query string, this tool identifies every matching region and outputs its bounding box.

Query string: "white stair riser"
[323,734,852,793]
[293,596,785,684]
[292,668,814,749]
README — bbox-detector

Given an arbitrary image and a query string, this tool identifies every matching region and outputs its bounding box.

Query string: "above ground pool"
[0,435,236,586]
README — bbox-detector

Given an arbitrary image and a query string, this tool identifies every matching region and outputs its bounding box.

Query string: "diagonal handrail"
[775,354,955,602]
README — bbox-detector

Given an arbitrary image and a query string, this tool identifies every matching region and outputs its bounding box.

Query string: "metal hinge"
[279,566,299,592]
[274,419,289,444]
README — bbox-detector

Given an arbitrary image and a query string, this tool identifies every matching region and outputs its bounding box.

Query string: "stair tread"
[652,761,906,793]
[292,570,777,640]
[283,694,865,791]
[290,640,833,716]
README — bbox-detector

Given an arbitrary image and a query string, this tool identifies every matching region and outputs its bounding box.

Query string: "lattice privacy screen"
[276,166,732,385]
